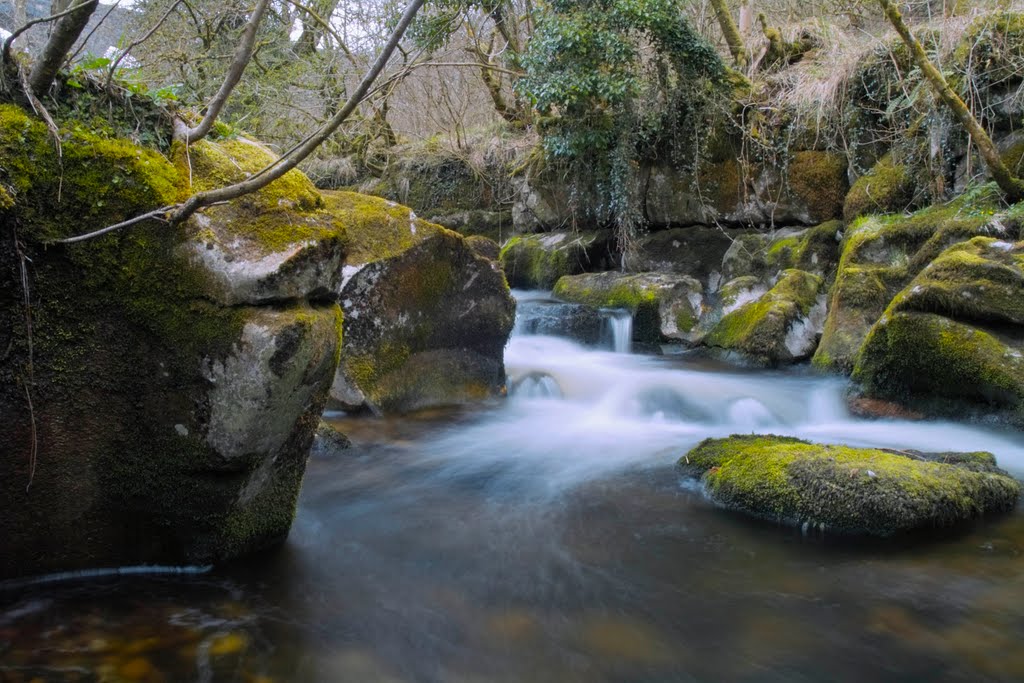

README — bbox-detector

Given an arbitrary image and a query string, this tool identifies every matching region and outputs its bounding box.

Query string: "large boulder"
[625,226,736,287]
[552,271,704,343]
[680,435,1021,537]
[329,191,516,413]
[499,230,616,289]
[703,269,827,365]
[814,187,1014,372]
[0,106,343,579]
[853,237,1024,426]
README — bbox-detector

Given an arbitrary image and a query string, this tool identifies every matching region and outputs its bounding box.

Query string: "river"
[3,291,1024,682]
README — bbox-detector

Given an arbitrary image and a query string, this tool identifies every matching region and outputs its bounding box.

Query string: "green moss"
[499,232,604,289]
[843,155,915,222]
[680,434,1020,536]
[553,273,658,310]
[765,221,842,274]
[323,189,445,265]
[788,152,848,222]
[697,158,741,212]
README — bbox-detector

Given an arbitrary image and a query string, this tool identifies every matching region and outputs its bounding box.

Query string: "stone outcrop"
[499,230,616,290]
[0,106,343,579]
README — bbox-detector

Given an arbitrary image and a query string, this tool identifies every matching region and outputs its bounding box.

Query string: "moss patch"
[680,435,1020,537]
[788,152,848,222]
[323,190,445,265]
[843,155,916,222]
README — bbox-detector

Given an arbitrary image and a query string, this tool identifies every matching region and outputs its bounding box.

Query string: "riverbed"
[3,292,1024,682]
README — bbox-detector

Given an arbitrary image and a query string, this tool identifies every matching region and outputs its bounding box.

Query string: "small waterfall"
[605,311,633,354]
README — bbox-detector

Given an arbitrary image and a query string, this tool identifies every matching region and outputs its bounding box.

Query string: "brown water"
[3,333,1024,682]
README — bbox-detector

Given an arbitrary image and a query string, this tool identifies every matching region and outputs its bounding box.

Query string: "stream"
[3,291,1024,682]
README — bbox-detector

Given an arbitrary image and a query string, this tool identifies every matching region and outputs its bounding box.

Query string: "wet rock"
[311,422,353,456]
[626,226,735,286]
[703,269,827,365]
[552,271,704,343]
[679,435,1021,537]
[515,299,607,346]
[814,191,1012,372]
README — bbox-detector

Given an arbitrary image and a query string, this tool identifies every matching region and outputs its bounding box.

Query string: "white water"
[606,310,633,353]
[422,294,1024,493]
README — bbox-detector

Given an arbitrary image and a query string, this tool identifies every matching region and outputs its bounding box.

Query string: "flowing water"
[4,292,1024,682]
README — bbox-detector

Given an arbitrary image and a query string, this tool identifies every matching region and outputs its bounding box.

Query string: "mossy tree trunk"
[709,0,747,69]
[878,0,1024,202]
[28,0,98,96]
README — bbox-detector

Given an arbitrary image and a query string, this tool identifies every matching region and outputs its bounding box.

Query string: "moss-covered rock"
[843,155,916,222]
[815,185,1014,372]
[0,105,343,580]
[703,269,827,364]
[679,435,1020,537]
[499,230,616,289]
[334,207,516,413]
[852,237,1024,425]
[552,271,704,343]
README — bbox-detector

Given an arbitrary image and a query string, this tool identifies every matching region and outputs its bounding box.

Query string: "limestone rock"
[679,435,1020,537]
[703,269,827,365]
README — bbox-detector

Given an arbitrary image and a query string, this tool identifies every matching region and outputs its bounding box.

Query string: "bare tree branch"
[105,0,184,90]
[3,0,95,63]
[174,0,271,144]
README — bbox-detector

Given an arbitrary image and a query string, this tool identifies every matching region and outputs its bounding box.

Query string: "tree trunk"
[739,0,753,35]
[28,0,98,96]
[709,0,747,69]
[878,0,1024,202]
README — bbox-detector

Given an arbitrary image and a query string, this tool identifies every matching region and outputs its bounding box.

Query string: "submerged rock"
[333,193,516,413]
[0,106,342,579]
[703,269,826,365]
[679,435,1021,537]
[514,299,608,346]
[552,271,704,343]
[853,237,1024,426]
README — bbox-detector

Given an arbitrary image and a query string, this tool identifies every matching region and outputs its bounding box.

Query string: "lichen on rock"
[679,435,1021,537]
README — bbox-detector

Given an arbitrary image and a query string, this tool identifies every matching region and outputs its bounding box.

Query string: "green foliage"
[516,0,725,249]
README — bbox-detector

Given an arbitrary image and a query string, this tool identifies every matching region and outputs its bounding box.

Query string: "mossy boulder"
[331,193,516,413]
[853,237,1024,425]
[815,185,1015,372]
[552,271,704,343]
[843,155,917,222]
[679,435,1021,537]
[703,269,827,365]
[0,105,343,580]
[499,230,616,289]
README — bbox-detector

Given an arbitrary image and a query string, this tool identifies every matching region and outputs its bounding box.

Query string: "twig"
[14,229,37,491]
[107,0,184,90]
[56,206,173,244]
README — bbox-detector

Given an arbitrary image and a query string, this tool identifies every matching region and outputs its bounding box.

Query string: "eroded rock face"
[680,435,1021,537]
[853,237,1024,426]
[0,108,343,579]
[334,215,516,414]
